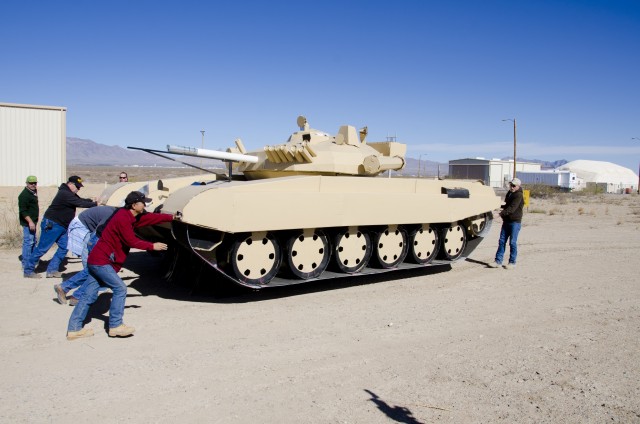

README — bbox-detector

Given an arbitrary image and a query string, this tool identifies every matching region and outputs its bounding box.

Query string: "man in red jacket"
[66,191,174,340]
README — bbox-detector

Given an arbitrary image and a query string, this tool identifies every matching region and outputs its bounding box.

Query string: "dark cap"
[125,191,152,205]
[68,175,84,188]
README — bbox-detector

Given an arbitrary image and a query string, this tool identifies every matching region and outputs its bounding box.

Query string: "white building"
[558,160,639,193]
[0,102,67,187]
[516,170,579,191]
[448,158,541,188]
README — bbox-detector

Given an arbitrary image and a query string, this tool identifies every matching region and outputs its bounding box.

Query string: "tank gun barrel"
[167,145,259,163]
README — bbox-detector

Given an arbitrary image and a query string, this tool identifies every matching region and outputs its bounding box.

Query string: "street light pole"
[199,130,205,170]
[502,118,517,178]
[632,137,640,194]
[418,153,426,178]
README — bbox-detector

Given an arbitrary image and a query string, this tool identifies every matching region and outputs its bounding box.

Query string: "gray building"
[0,102,67,186]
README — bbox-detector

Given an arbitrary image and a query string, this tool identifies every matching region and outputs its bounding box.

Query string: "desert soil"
[0,173,639,423]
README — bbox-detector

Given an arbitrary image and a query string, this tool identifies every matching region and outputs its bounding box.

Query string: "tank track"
[168,214,492,290]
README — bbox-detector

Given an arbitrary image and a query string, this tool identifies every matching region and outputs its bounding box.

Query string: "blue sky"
[2,0,640,171]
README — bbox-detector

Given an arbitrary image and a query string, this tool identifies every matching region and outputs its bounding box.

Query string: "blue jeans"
[67,264,128,332]
[495,221,521,265]
[61,233,99,294]
[21,225,37,270]
[24,218,68,275]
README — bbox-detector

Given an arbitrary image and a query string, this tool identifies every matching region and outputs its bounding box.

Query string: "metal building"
[516,170,579,191]
[448,158,541,188]
[0,102,67,187]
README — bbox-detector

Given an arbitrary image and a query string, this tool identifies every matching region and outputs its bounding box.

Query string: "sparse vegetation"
[574,184,606,196]
[0,205,22,249]
[525,184,566,199]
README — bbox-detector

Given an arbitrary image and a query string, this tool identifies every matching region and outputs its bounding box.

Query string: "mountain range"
[66,137,566,176]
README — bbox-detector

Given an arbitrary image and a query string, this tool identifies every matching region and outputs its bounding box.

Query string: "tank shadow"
[364,389,424,424]
[122,251,452,304]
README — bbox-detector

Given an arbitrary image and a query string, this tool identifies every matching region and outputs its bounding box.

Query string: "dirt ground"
[1,177,639,423]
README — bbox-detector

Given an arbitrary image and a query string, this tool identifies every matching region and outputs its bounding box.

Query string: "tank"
[98,174,226,242]
[110,116,501,289]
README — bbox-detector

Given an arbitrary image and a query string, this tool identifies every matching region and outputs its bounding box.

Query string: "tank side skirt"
[172,219,490,290]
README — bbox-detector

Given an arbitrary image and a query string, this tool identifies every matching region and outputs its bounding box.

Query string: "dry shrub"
[529,208,546,214]
[526,184,565,199]
[578,207,585,215]
[574,185,606,196]
[0,205,22,249]
[548,208,562,216]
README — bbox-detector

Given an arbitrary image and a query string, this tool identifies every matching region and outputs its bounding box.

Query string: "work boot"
[504,263,516,270]
[46,271,63,278]
[53,284,67,304]
[66,327,94,341]
[24,273,42,279]
[68,296,79,306]
[108,324,135,338]
[487,262,501,268]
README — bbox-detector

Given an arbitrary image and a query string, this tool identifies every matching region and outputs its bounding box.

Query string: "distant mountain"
[67,137,222,167]
[401,157,448,177]
[66,137,566,174]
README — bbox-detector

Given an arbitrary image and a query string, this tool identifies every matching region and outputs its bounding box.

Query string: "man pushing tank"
[66,191,175,340]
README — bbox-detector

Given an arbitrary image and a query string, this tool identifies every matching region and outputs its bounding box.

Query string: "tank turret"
[226,116,406,179]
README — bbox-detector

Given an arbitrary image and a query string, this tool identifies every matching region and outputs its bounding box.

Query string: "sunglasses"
[28,182,38,185]
[119,176,128,180]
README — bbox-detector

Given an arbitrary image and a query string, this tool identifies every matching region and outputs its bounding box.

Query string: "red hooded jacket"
[87,208,173,272]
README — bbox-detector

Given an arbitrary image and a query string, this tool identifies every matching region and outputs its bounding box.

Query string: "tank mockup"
[104,116,501,289]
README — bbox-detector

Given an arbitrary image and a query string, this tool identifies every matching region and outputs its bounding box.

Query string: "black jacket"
[43,184,97,228]
[499,187,524,223]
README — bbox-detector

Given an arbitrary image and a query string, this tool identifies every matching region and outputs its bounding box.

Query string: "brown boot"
[108,324,135,338]
[67,327,94,341]
[54,284,67,304]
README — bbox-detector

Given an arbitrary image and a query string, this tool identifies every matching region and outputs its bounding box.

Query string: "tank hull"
[161,176,499,232]
[158,175,500,289]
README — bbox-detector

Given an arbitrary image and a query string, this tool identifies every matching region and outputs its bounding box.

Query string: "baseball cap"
[510,178,522,187]
[68,175,84,188]
[26,175,38,183]
[125,191,152,205]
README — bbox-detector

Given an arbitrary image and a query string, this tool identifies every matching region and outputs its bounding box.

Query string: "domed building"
[558,160,638,193]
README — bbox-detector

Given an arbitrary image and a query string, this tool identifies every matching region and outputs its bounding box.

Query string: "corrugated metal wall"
[0,102,66,187]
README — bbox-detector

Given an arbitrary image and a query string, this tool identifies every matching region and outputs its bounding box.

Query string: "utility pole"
[632,137,640,194]
[502,118,517,178]
[200,130,205,170]
[418,154,426,177]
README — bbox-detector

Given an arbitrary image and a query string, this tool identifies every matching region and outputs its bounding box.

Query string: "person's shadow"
[364,389,424,424]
